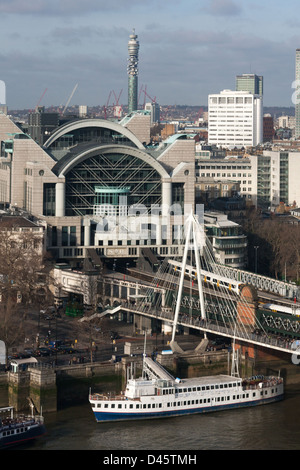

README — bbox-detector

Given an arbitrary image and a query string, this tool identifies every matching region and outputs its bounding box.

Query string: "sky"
[1,0,300,110]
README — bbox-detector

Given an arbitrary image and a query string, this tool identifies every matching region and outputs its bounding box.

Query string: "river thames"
[15,383,300,451]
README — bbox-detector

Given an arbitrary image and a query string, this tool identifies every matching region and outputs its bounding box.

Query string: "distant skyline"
[1,0,300,110]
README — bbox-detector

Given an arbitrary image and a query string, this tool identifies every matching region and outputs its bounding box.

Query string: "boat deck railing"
[242,376,283,391]
[89,392,141,402]
[0,414,44,431]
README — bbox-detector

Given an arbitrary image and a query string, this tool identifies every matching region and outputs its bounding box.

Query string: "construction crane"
[138,85,144,109]
[195,107,204,124]
[103,91,112,119]
[142,86,156,105]
[34,88,48,112]
[112,89,123,118]
[62,83,78,116]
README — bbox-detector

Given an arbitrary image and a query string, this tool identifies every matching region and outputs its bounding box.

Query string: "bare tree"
[0,218,53,361]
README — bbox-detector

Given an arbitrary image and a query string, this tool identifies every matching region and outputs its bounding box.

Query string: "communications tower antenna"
[127,29,139,113]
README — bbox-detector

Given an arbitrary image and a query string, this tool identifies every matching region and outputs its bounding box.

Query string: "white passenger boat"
[89,214,284,423]
[89,356,284,422]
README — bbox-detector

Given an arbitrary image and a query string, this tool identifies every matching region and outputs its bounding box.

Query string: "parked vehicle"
[34,347,53,357]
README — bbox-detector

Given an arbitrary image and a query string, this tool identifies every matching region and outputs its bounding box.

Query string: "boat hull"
[0,423,46,448]
[92,393,284,423]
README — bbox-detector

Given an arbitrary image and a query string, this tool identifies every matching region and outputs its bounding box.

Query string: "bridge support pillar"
[237,285,258,330]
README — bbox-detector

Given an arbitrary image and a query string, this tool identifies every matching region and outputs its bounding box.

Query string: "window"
[62,226,68,246]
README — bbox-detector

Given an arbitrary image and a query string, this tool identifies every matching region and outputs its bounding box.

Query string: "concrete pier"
[8,366,57,413]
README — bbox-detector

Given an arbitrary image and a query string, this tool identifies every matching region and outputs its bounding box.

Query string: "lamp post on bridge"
[254,246,259,274]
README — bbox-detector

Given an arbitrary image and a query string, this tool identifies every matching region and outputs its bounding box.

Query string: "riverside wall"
[1,347,300,413]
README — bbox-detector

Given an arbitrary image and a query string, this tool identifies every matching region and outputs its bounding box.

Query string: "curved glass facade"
[47,125,137,159]
[65,151,162,216]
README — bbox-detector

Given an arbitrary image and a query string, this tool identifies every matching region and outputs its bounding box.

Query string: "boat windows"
[118,404,122,409]
[129,404,133,409]
[111,404,115,408]
[104,404,108,408]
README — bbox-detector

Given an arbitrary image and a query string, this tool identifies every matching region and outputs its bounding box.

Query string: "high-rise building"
[144,102,160,124]
[208,90,263,149]
[295,49,300,139]
[28,107,59,145]
[0,80,6,105]
[263,114,274,142]
[127,29,139,113]
[236,74,263,96]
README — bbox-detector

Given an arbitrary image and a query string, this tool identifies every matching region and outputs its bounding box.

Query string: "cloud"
[0,0,154,16]
[206,0,242,16]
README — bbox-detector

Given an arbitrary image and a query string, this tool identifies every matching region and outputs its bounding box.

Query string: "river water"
[16,384,300,451]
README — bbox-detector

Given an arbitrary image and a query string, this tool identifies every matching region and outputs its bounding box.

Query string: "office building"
[196,156,255,204]
[127,29,139,113]
[0,80,6,105]
[196,149,300,210]
[208,90,263,149]
[0,111,195,265]
[263,114,274,142]
[204,212,248,268]
[236,74,263,96]
[144,102,160,124]
[28,107,59,145]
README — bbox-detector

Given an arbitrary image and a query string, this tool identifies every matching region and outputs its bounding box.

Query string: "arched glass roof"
[44,118,145,160]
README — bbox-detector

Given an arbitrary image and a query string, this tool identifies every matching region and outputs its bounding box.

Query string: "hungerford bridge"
[78,213,300,363]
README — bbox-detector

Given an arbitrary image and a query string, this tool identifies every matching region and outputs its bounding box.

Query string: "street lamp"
[254,246,259,274]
